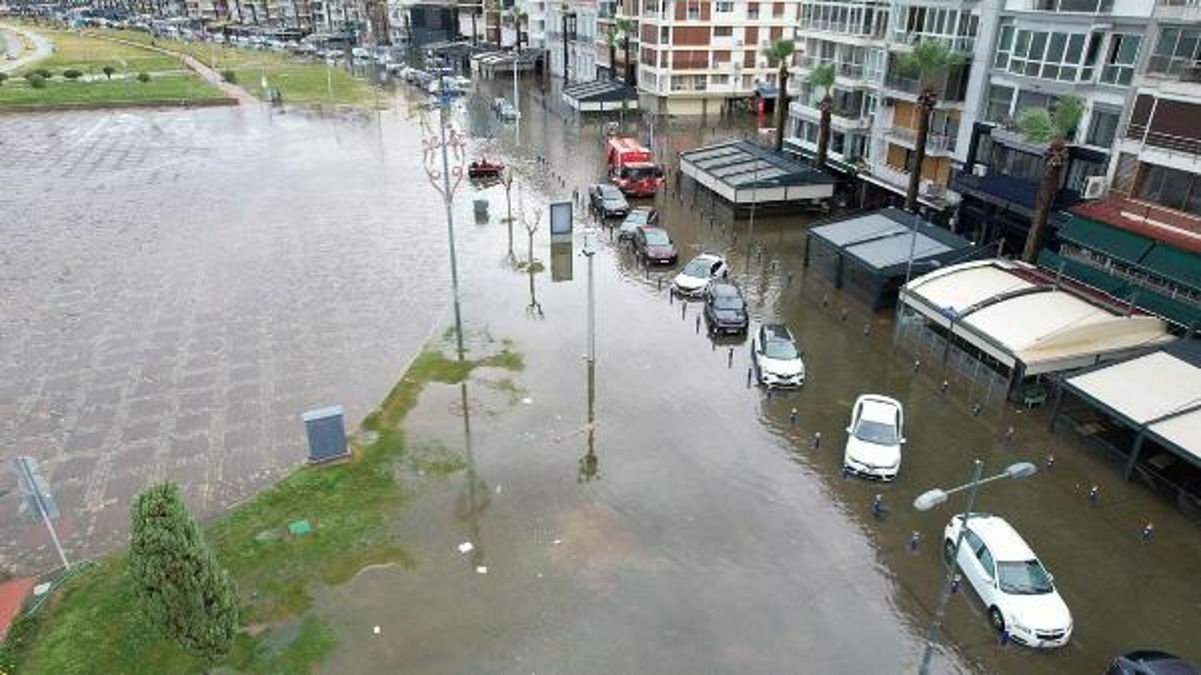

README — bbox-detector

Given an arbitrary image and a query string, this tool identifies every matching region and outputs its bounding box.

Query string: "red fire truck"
[606,136,664,197]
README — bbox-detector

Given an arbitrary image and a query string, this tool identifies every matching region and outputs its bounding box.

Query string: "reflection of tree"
[521,204,544,318]
[577,361,599,482]
[455,372,490,570]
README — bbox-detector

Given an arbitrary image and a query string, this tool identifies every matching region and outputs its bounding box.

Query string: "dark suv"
[631,225,677,265]
[703,280,749,335]
[589,183,629,218]
[1106,652,1199,675]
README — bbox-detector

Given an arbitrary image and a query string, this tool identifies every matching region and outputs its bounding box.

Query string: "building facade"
[548,0,598,81]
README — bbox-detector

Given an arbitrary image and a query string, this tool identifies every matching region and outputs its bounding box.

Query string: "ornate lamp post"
[421,76,468,355]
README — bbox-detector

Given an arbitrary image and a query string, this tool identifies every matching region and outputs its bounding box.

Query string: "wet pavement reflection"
[2,75,1198,674]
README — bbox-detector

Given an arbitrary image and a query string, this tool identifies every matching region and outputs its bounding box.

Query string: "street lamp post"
[913,459,1038,675]
[583,228,597,364]
[421,73,467,355]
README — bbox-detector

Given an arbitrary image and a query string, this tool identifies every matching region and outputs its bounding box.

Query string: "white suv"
[944,514,1073,648]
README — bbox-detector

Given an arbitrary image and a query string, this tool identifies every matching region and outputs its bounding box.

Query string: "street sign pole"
[13,456,70,571]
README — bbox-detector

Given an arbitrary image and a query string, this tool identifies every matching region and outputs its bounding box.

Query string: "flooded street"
[2,77,1199,674]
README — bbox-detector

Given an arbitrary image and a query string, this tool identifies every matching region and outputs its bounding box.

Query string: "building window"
[986,84,1014,123]
[687,3,700,20]
[1001,27,1088,83]
[1138,164,1201,216]
[711,73,729,85]
[1086,109,1120,147]
[716,1,735,11]
[715,26,733,37]
[1148,26,1201,76]
[1100,33,1141,85]
[748,5,760,19]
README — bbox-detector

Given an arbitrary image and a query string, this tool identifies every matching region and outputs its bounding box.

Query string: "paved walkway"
[89,34,258,105]
[0,23,52,74]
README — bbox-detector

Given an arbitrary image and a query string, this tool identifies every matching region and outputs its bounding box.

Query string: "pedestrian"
[1141,521,1154,543]
[870,494,886,520]
[1045,453,1056,471]
[907,531,920,552]
[1088,484,1100,506]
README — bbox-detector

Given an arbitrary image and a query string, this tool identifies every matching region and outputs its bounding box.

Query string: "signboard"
[13,456,59,521]
[549,201,572,243]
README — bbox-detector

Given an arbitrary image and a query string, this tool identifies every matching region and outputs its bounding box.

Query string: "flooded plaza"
[2,79,1199,674]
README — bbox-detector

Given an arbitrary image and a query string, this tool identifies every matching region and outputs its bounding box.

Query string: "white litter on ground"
[458,542,475,554]
[553,539,562,545]
[373,626,381,635]
[496,485,503,494]
[33,582,51,596]
[476,566,488,574]
[521,397,533,404]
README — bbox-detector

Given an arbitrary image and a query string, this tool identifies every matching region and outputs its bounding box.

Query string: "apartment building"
[516,0,548,48]
[548,0,599,81]
[787,0,981,219]
[595,0,638,80]
[635,0,801,115]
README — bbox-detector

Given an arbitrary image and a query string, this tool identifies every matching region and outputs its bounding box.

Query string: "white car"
[842,394,904,480]
[944,514,1073,648]
[671,253,727,297]
[750,324,805,387]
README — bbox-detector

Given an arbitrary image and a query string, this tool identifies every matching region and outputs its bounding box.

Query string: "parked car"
[703,280,749,335]
[631,226,677,265]
[671,253,726,296]
[751,324,805,387]
[589,184,629,218]
[944,514,1073,649]
[617,207,659,240]
[842,395,904,480]
[1106,651,1200,675]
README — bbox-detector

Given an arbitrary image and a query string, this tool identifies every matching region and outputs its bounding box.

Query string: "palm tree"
[514,8,527,52]
[1019,95,1085,263]
[898,40,963,212]
[615,16,636,84]
[469,2,478,46]
[807,62,835,169]
[764,39,796,153]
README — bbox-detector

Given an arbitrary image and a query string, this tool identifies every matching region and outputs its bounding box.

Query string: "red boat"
[468,158,505,179]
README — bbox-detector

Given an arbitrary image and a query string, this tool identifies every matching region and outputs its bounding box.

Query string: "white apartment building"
[636,0,801,115]
[548,0,599,81]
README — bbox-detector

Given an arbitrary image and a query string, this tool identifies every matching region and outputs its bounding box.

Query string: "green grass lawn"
[14,24,181,76]
[0,73,227,107]
[90,28,375,106]
[4,336,523,675]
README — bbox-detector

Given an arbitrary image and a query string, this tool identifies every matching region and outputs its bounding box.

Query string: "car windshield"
[854,419,898,445]
[643,229,670,246]
[997,560,1054,595]
[683,259,713,277]
[764,339,798,360]
[600,187,623,200]
[713,293,743,311]
[623,166,655,180]
[626,211,651,226]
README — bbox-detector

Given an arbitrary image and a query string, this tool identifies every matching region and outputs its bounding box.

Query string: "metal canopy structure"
[1053,341,1201,481]
[470,50,538,77]
[562,80,639,112]
[679,140,835,208]
[900,259,1175,376]
[805,208,978,309]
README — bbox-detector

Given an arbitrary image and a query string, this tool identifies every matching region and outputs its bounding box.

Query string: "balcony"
[887,126,958,154]
[794,55,868,80]
[889,32,975,54]
[1125,124,1201,159]
[883,72,967,103]
[1027,0,1115,10]
[953,168,1079,212]
[790,100,873,131]
[796,18,887,40]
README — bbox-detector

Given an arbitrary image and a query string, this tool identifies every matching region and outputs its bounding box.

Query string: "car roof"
[855,395,901,423]
[631,206,656,213]
[965,515,1037,561]
[710,280,740,294]
[763,324,793,341]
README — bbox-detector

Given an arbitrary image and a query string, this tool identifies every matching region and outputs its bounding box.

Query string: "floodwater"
[1,75,1198,674]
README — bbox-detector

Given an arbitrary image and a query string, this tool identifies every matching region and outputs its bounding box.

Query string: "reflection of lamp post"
[913,460,1038,675]
[582,228,597,365]
[421,74,467,355]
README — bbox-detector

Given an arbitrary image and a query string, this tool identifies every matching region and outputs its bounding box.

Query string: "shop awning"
[1057,216,1154,266]
[1142,245,1201,292]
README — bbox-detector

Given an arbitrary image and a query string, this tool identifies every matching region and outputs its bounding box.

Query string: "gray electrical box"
[302,405,349,464]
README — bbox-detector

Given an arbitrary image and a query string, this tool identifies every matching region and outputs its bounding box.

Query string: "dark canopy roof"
[809,208,977,278]
[679,140,835,191]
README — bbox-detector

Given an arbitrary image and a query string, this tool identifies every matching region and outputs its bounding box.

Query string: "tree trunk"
[1022,139,1067,263]
[906,88,936,213]
[609,43,616,80]
[623,40,632,84]
[562,14,570,82]
[772,64,788,152]
[816,94,832,169]
[470,11,477,45]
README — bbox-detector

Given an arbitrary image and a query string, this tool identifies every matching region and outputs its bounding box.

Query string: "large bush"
[136,71,150,83]
[221,69,236,84]
[0,72,9,87]
[62,69,83,80]
[128,482,238,662]
[25,73,46,89]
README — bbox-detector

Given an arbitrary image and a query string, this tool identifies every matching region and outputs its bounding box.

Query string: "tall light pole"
[421,73,467,355]
[913,459,1038,675]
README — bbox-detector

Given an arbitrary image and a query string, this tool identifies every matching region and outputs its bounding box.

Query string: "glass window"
[977,545,995,577]
[1101,33,1141,85]
[714,26,732,37]
[1030,32,1048,61]
[716,1,734,11]
[1086,109,1119,147]
[997,561,1054,595]
[1047,33,1066,62]
[1066,34,1084,63]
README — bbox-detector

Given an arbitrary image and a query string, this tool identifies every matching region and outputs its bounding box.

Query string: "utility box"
[302,405,349,464]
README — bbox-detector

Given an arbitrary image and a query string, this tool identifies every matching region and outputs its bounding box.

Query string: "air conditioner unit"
[972,163,988,177]
[1083,175,1107,200]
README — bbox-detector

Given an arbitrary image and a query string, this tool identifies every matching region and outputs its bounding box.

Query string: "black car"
[703,280,749,335]
[617,207,660,240]
[1107,651,1200,675]
[589,183,629,218]
[631,225,678,265]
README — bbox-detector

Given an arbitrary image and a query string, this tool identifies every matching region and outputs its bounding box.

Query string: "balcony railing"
[1028,0,1115,11]
[888,126,958,153]
[797,18,887,39]
[791,100,872,127]
[889,32,975,53]
[794,55,866,79]
[1125,124,1201,157]
[1158,0,1199,6]
[883,72,966,102]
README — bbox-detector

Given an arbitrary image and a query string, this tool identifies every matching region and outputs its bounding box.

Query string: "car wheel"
[988,607,1005,634]
[943,539,956,565]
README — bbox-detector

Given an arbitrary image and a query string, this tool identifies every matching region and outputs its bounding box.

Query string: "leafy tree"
[136,71,151,83]
[764,39,795,152]
[102,65,116,79]
[63,69,83,80]
[128,482,238,662]
[615,16,636,84]
[25,73,45,89]
[1019,95,1085,263]
[898,40,964,212]
[513,7,527,52]
[221,69,237,83]
[806,62,836,169]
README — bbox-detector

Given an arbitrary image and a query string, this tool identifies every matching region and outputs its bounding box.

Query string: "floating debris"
[458,541,475,554]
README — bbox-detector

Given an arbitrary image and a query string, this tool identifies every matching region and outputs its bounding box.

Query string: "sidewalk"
[93,34,257,105]
[0,23,52,74]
